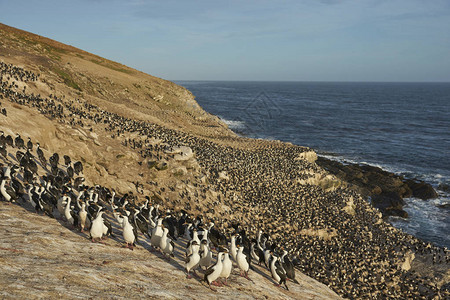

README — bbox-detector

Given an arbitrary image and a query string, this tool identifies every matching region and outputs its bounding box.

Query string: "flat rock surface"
[0,203,341,300]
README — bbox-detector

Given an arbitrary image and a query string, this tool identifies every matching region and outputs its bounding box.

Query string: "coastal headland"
[0,23,448,299]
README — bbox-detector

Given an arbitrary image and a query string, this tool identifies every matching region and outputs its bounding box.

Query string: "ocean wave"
[218,117,246,129]
[389,197,450,248]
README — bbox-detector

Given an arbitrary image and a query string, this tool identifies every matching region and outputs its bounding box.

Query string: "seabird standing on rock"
[36,143,46,167]
[73,161,83,175]
[5,135,13,147]
[236,245,251,280]
[186,228,200,257]
[90,210,105,243]
[185,240,200,279]
[150,218,163,250]
[281,249,299,284]
[64,197,79,228]
[14,134,24,149]
[26,137,33,151]
[1,177,16,203]
[63,155,71,167]
[121,215,136,250]
[57,193,69,217]
[270,254,289,290]
[199,239,213,270]
[78,200,89,232]
[160,227,175,259]
[230,234,238,262]
[219,248,232,286]
[204,251,224,292]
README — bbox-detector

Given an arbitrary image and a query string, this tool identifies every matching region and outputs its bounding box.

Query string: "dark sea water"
[176,80,450,249]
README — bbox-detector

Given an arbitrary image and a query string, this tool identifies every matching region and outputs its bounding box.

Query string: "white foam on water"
[217,116,246,129]
[389,196,450,248]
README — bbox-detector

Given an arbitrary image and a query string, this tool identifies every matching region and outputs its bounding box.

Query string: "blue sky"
[1,0,449,81]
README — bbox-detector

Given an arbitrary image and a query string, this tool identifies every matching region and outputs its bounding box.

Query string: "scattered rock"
[171,166,187,176]
[155,161,168,171]
[218,171,229,181]
[147,160,157,169]
[401,252,415,271]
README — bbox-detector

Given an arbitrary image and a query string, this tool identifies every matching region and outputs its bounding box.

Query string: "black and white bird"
[199,239,213,270]
[236,245,251,280]
[219,248,232,286]
[64,197,79,228]
[36,143,46,167]
[204,251,224,292]
[14,134,24,149]
[185,240,201,279]
[160,227,175,259]
[63,155,71,167]
[270,254,289,290]
[1,177,17,203]
[73,161,83,175]
[90,210,106,242]
[281,249,299,284]
[26,137,33,151]
[122,215,137,250]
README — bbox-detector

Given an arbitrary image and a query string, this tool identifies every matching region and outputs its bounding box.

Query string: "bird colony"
[1,61,449,299]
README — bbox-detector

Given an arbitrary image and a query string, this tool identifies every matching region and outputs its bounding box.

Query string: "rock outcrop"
[316,156,438,218]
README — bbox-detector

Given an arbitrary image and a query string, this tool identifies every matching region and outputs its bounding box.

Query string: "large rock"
[371,191,405,211]
[295,150,318,163]
[405,180,438,200]
[371,192,409,218]
[169,146,194,161]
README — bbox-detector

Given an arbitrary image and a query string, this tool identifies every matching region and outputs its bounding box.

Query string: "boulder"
[171,166,187,176]
[295,150,318,163]
[405,180,438,200]
[147,160,157,169]
[371,192,405,216]
[155,161,168,171]
[171,146,194,161]
[438,183,450,192]
[218,171,229,181]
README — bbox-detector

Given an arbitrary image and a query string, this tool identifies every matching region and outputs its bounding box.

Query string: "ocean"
[176,81,450,249]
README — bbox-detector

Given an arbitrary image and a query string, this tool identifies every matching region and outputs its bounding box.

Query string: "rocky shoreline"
[316,156,438,218]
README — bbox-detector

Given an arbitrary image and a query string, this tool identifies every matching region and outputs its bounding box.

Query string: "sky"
[1,0,449,82]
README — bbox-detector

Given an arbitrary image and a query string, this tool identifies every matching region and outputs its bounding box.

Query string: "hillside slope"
[1,23,448,300]
[0,23,233,140]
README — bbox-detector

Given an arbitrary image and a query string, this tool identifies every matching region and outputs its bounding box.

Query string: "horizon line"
[172,79,450,84]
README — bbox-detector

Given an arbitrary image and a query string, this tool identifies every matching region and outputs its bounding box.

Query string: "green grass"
[53,67,82,91]
[14,35,68,61]
[90,59,133,74]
